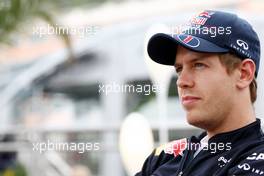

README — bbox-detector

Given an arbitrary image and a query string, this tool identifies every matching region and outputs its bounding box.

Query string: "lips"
[181,95,201,107]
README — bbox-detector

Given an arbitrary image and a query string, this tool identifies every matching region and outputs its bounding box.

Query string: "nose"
[176,68,194,89]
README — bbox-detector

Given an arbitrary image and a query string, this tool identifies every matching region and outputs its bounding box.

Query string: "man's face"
[175,46,237,130]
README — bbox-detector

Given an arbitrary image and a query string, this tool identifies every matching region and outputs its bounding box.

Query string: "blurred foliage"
[0,0,119,44]
[0,163,27,176]
[0,0,49,44]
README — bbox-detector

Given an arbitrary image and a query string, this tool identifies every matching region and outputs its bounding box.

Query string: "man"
[136,10,264,176]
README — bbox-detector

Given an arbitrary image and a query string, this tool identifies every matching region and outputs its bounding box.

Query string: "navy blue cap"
[147,10,261,76]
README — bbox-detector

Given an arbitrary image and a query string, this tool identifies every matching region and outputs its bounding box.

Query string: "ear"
[236,59,255,89]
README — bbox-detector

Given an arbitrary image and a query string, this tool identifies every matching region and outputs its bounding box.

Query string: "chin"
[186,113,208,129]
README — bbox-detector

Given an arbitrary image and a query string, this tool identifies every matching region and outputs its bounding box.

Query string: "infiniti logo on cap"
[237,39,249,50]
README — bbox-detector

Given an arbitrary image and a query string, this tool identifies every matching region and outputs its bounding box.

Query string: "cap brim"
[147,33,229,65]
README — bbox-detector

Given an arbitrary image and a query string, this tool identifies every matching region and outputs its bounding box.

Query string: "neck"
[207,98,256,138]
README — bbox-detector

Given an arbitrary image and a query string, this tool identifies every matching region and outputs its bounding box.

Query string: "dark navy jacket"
[136,119,264,176]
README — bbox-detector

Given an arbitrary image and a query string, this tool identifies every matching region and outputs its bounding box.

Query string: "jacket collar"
[197,118,263,145]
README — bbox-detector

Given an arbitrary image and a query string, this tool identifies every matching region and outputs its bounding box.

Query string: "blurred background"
[0,0,264,175]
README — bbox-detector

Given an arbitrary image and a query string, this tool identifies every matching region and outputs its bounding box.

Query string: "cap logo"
[198,11,214,18]
[190,11,215,27]
[236,39,249,50]
[178,34,200,48]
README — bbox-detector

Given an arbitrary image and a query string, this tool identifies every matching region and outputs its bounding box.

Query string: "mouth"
[181,95,201,107]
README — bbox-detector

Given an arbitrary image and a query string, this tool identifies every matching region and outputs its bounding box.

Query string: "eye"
[194,63,206,69]
[175,66,182,75]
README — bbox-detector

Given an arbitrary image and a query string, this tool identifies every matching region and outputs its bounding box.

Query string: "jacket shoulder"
[227,141,264,175]
[135,138,187,176]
